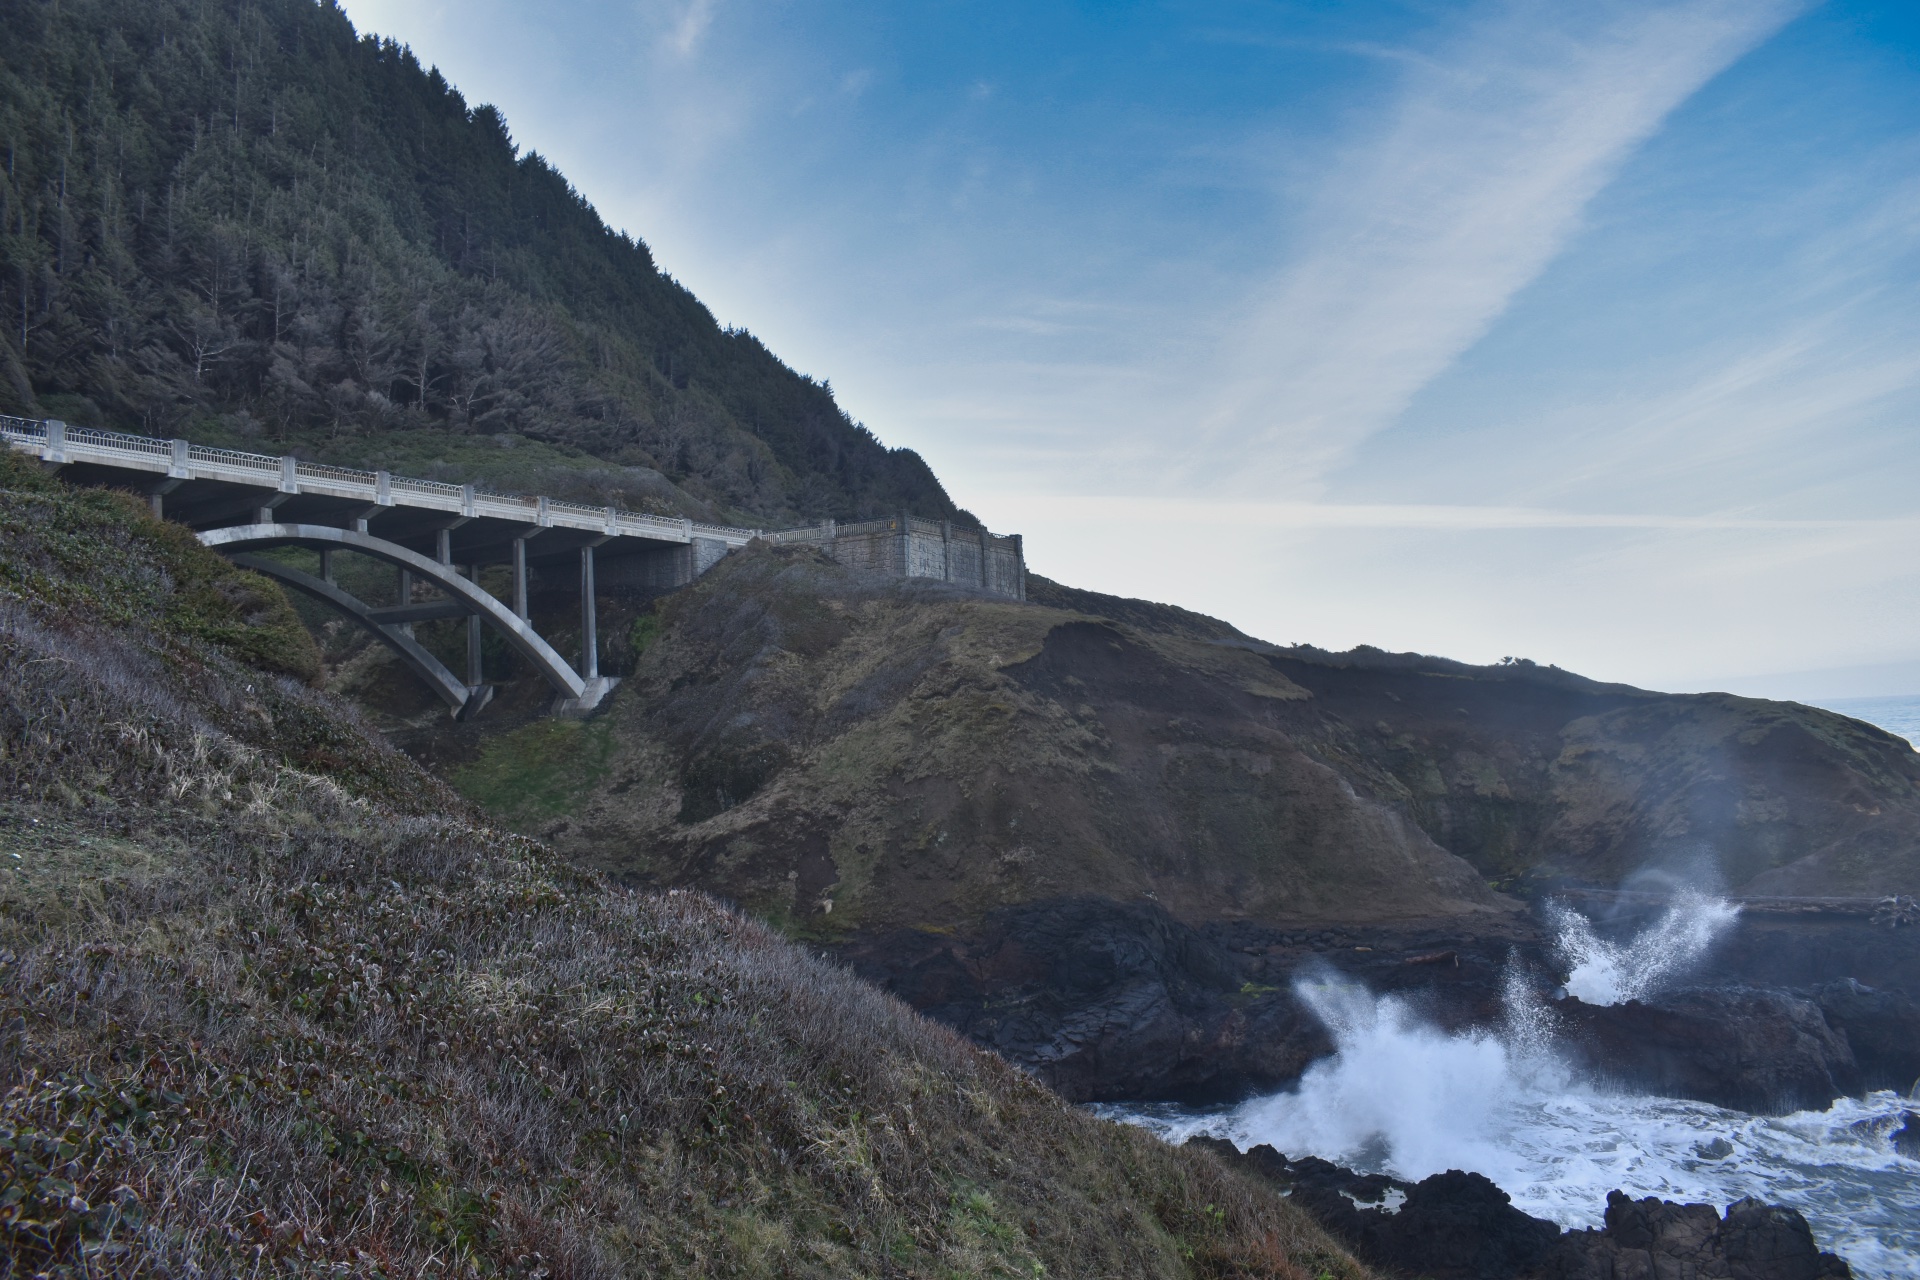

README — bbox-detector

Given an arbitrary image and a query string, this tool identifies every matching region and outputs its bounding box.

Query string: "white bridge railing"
[0,415,767,548]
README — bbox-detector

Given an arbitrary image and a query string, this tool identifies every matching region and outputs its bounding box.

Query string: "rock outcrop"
[844,896,1920,1106]
[1554,987,1861,1113]
[1810,978,1920,1093]
[839,896,1546,1100]
[1558,1193,1852,1280]
[1194,1141,1854,1280]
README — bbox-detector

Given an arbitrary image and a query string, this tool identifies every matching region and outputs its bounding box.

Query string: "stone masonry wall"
[767,515,1026,600]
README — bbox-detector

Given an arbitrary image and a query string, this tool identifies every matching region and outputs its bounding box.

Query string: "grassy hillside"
[0,456,1366,1277]
[0,0,967,528]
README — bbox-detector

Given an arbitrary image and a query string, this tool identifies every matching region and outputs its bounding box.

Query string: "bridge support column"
[511,532,542,621]
[465,566,484,688]
[580,544,599,681]
[142,477,184,521]
[319,549,334,584]
[396,567,414,635]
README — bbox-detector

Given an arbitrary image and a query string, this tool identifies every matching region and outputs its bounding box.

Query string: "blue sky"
[340,0,1920,697]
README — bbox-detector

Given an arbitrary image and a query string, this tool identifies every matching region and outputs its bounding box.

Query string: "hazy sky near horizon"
[338,0,1920,696]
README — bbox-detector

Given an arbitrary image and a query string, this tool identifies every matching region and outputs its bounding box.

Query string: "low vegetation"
[449,718,619,827]
[0,462,1367,1277]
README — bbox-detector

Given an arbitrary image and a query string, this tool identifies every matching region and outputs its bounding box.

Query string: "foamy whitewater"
[1095,897,1920,1278]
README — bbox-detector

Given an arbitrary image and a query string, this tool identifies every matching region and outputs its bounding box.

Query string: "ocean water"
[1092,898,1920,1278]
[1817,694,1920,748]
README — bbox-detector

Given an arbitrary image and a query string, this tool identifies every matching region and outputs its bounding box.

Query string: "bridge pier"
[145,476,184,519]
[512,533,539,621]
[465,565,485,691]
[581,543,600,681]
[396,567,414,635]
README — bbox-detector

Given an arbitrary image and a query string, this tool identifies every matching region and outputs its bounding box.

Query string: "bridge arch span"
[201,523,591,706]
[231,553,474,713]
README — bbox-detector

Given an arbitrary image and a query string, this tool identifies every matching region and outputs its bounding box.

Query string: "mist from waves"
[1093,896,1920,1278]
[1547,888,1741,1005]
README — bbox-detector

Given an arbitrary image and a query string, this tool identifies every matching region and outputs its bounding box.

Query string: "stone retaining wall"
[767,515,1026,600]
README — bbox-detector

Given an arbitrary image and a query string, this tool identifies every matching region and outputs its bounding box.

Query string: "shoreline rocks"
[843,894,1920,1111]
[836,896,1528,1102]
[1553,987,1861,1113]
[1190,1139,1854,1280]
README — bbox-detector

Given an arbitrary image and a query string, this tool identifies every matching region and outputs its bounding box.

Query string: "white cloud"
[1202,0,1807,495]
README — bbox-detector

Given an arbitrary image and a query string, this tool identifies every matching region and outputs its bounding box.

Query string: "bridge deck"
[1,416,760,572]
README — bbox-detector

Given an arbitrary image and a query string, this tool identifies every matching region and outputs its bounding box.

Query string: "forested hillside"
[0,0,966,527]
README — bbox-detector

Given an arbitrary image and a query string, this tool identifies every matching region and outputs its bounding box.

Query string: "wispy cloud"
[1532,327,1920,509]
[1204,0,1807,494]
[668,0,718,57]
[997,494,1920,532]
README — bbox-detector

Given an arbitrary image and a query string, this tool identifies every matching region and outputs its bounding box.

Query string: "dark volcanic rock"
[841,899,1333,1102]
[1193,1141,1853,1280]
[839,897,1535,1101]
[1192,1142,1559,1279]
[1557,1191,1852,1280]
[1810,978,1920,1093]
[849,893,1906,1108]
[1695,914,1920,997]
[1555,987,1860,1113]
[1321,1166,1558,1280]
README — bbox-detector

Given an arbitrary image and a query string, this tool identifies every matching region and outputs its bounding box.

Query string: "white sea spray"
[1549,890,1741,1006]
[1093,899,1920,1278]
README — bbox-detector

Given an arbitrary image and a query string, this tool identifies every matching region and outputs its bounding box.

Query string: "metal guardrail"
[0,416,773,548]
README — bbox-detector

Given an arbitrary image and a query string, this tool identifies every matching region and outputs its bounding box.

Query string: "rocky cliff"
[386,546,1920,1102]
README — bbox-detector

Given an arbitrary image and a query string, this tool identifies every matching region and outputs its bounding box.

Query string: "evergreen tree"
[0,0,970,526]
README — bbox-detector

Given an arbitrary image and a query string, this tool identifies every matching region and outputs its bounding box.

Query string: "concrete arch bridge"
[3,417,765,717]
[4,418,1027,719]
